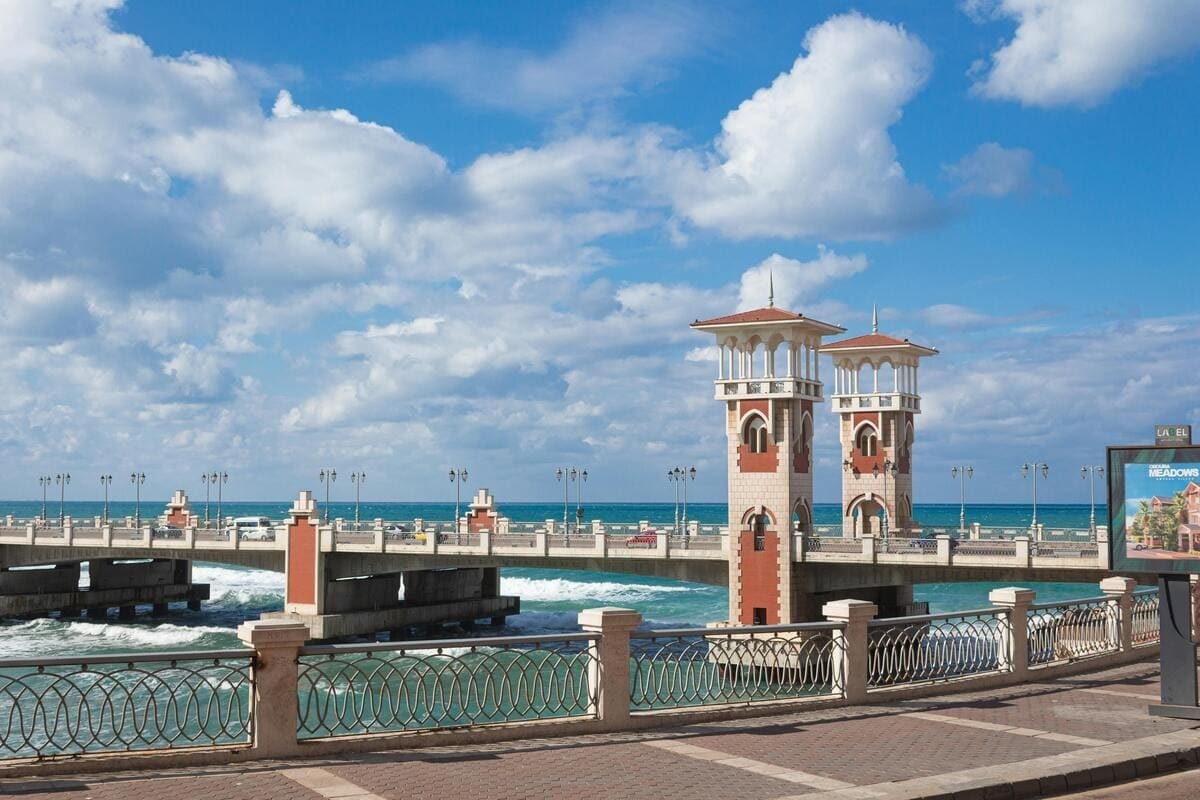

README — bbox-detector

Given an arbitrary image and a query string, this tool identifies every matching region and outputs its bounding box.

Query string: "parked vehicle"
[230,516,275,541]
[152,524,183,539]
[385,524,426,541]
[625,529,659,547]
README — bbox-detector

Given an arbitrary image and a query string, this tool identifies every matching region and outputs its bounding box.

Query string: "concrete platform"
[262,595,520,640]
[0,583,209,616]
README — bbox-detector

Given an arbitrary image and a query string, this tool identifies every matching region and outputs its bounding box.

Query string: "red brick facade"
[737,526,780,625]
[286,516,317,608]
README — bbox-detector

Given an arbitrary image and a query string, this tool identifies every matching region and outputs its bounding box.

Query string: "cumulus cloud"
[966,0,1200,108]
[364,2,718,113]
[670,13,940,240]
[943,143,1034,197]
[737,248,868,311]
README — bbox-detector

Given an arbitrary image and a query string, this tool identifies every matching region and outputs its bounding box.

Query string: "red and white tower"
[691,289,844,625]
[822,308,937,537]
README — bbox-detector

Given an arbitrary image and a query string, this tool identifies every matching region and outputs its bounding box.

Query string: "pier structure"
[690,300,845,625]
[823,308,938,537]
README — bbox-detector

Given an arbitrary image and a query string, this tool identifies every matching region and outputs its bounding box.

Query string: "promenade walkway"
[4,660,1197,800]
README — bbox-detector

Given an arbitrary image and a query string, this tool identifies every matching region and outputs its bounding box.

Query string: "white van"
[231,516,275,541]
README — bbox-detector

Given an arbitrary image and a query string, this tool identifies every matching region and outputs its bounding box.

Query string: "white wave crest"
[1,618,234,657]
[191,564,284,605]
[499,576,694,603]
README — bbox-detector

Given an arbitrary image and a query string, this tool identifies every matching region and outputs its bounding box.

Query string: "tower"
[691,297,844,625]
[822,309,937,537]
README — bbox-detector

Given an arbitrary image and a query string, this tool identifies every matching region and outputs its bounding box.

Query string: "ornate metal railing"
[1027,597,1118,665]
[548,534,596,548]
[876,537,935,555]
[954,540,1016,557]
[296,633,598,738]
[867,609,1009,688]
[629,623,843,710]
[1131,590,1160,647]
[0,650,254,759]
[803,536,861,553]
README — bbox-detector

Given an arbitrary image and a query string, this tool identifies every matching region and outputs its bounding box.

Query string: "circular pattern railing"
[1027,597,1118,665]
[0,651,253,759]
[629,624,843,710]
[868,610,1009,687]
[296,634,598,738]
[1131,590,1161,647]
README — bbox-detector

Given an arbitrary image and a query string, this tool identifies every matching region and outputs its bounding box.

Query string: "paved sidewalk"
[3,660,1198,800]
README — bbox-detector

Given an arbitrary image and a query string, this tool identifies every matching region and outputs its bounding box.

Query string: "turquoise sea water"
[0,502,1108,659]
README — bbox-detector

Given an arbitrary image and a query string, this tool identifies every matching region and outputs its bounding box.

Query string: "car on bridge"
[229,517,275,541]
[625,529,659,547]
[384,524,426,541]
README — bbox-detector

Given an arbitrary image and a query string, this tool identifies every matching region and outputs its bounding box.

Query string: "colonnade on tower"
[691,299,935,625]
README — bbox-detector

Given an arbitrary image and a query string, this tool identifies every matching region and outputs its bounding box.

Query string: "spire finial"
[768,269,775,308]
[871,303,878,333]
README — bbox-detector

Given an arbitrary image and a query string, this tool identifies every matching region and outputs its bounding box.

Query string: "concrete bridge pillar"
[164,490,191,527]
[283,490,324,615]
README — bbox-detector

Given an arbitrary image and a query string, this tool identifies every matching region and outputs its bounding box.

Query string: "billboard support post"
[1150,573,1200,719]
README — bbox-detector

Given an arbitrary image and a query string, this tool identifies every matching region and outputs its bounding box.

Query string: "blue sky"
[1,0,1198,506]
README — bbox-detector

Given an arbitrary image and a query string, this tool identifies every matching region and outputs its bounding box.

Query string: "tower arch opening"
[743,415,769,454]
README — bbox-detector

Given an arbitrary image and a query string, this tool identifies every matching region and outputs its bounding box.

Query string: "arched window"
[855,424,878,457]
[752,514,767,551]
[743,415,769,453]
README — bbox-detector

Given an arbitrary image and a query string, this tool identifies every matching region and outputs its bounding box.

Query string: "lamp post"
[575,469,587,533]
[208,471,228,533]
[555,467,575,534]
[55,473,70,525]
[950,465,974,533]
[1081,465,1104,534]
[318,468,336,523]
[872,460,898,537]
[1020,462,1050,529]
[201,473,212,523]
[667,469,681,534]
[99,474,112,523]
[130,472,146,529]
[667,466,696,535]
[351,471,365,525]
[38,475,51,522]
[449,468,468,534]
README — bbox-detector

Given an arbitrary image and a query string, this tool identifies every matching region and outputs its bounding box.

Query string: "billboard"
[1109,445,1200,573]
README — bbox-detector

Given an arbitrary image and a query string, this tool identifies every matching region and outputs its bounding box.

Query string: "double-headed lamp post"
[130,472,146,528]
[318,469,336,523]
[449,468,468,533]
[208,471,228,531]
[351,471,366,525]
[555,467,577,533]
[575,469,588,533]
[1081,465,1105,534]
[38,475,52,522]
[950,465,974,533]
[668,467,697,535]
[201,472,213,523]
[99,474,112,523]
[872,460,898,537]
[1020,462,1050,529]
[55,473,70,525]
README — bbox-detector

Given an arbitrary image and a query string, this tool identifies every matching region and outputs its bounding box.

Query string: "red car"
[625,529,659,547]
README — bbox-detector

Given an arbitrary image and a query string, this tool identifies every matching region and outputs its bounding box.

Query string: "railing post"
[1014,536,1031,567]
[101,524,112,546]
[578,607,641,729]
[656,531,668,557]
[822,599,877,703]
[535,530,548,555]
[184,525,195,548]
[63,520,73,546]
[479,528,491,554]
[594,531,607,557]
[237,619,309,758]
[545,519,557,535]
[1100,576,1136,652]
[935,534,952,564]
[970,522,981,540]
[1034,523,1045,542]
[1095,526,1110,569]
[24,523,33,545]
[988,587,1034,680]
[861,534,876,561]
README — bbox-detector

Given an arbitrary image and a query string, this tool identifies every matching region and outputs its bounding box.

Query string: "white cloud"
[967,0,1200,108]
[365,2,718,113]
[671,13,940,240]
[737,249,868,311]
[942,143,1035,197]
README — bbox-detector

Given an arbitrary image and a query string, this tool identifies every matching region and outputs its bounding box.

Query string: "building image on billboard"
[1125,465,1200,557]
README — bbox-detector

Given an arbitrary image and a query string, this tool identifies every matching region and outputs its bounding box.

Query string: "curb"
[792,729,1200,800]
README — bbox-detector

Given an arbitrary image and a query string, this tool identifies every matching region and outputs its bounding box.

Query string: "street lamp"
[667,466,697,535]
[99,474,112,523]
[872,460,898,537]
[1020,462,1050,529]
[55,473,70,525]
[575,469,588,532]
[208,471,228,532]
[318,468,337,523]
[1081,465,1105,535]
[555,467,576,533]
[37,475,52,522]
[201,473,212,523]
[130,472,146,528]
[351,471,366,525]
[950,465,974,533]
[449,468,468,533]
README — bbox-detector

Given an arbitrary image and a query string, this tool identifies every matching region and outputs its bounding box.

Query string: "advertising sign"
[1109,445,1200,573]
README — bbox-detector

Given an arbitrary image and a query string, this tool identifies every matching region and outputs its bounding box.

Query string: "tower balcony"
[715,377,824,402]
[832,391,921,413]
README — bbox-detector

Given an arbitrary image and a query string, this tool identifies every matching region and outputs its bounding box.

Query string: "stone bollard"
[535,531,549,555]
[237,620,309,758]
[1100,576,1137,652]
[861,534,877,561]
[655,531,668,557]
[479,528,491,554]
[823,599,877,703]
[1015,536,1031,566]
[578,607,642,729]
[988,587,1035,680]
[1096,526,1111,569]
[545,519,557,535]
[935,534,952,564]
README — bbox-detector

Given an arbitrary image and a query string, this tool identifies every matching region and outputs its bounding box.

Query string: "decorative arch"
[853,421,879,457]
[742,414,769,454]
[792,498,812,533]
[793,410,814,473]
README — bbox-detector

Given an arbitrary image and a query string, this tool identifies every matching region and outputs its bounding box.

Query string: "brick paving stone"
[325,740,808,800]
[0,769,319,800]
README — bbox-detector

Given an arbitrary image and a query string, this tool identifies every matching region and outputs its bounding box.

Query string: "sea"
[0,501,1110,660]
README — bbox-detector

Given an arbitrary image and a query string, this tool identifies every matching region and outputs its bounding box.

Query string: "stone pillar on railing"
[861,534,876,562]
[935,534,952,564]
[535,530,548,555]
[687,520,699,537]
[594,531,607,556]
[545,519,557,535]
[970,522,981,540]
[184,525,195,548]
[591,519,603,535]
[237,619,309,758]
[414,517,424,533]
[141,524,151,543]
[479,528,491,554]
[655,531,668,557]
[24,523,34,544]
[4,514,12,526]
[63,519,73,546]
[1100,577,1136,652]
[796,531,807,561]
[333,517,344,533]
[1096,526,1110,569]
[498,517,511,534]
[101,524,112,546]
[1034,523,1044,542]
[92,515,101,527]
[988,587,1034,680]
[823,599,876,703]
[578,607,641,729]
[1015,536,1031,566]
[374,518,384,533]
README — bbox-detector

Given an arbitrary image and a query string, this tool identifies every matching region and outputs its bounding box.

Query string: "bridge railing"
[867,608,1009,687]
[1027,596,1119,665]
